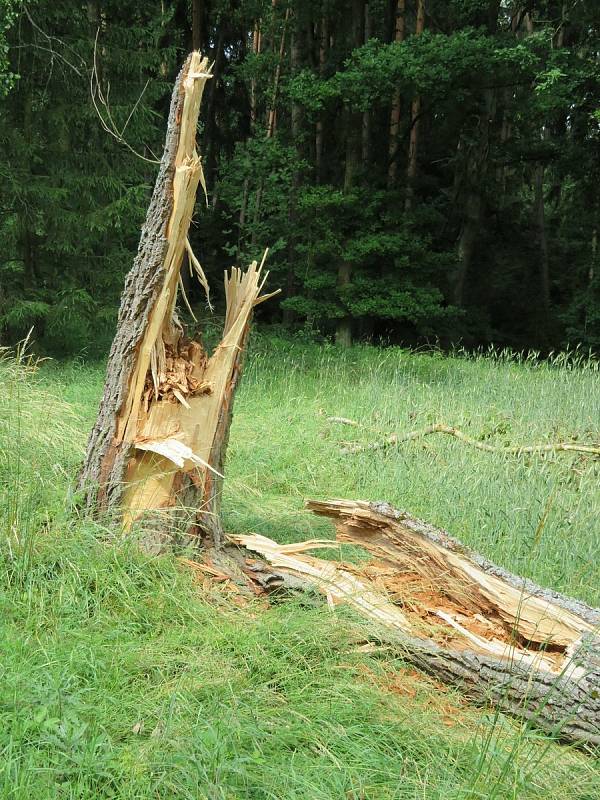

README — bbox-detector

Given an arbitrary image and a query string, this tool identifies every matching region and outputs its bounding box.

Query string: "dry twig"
[326,417,600,458]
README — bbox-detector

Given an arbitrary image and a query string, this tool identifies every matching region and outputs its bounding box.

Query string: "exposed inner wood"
[124,259,277,531]
[78,51,279,544]
[231,499,600,744]
[306,499,596,659]
[231,533,414,632]
[234,530,581,675]
[117,53,212,451]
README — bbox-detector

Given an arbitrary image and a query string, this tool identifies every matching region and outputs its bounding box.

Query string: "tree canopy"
[1,0,599,355]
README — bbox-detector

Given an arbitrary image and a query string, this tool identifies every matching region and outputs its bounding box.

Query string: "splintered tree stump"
[78,52,277,548]
[234,500,600,745]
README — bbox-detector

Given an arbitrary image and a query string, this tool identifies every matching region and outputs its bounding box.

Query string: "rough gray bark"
[310,500,600,745]
[335,0,365,348]
[315,14,328,183]
[77,54,271,553]
[387,0,405,187]
[453,2,500,305]
[393,634,600,746]
[534,158,551,320]
[404,0,425,211]
[78,58,187,511]
[454,98,493,307]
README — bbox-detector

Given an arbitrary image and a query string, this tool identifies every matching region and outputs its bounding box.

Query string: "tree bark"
[361,2,371,164]
[533,149,551,317]
[404,0,425,210]
[236,499,600,745]
[453,88,496,306]
[239,21,262,249]
[250,5,290,247]
[591,226,597,286]
[283,25,303,326]
[19,14,37,293]
[250,21,261,128]
[204,24,225,191]
[315,14,328,183]
[526,13,551,323]
[265,4,290,139]
[335,0,364,347]
[335,260,353,347]
[453,1,500,306]
[191,0,203,51]
[387,0,405,187]
[78,53,277,550]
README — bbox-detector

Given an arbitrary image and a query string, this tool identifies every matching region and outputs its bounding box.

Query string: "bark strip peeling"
[234,499,600,745]
[79,52,278,547]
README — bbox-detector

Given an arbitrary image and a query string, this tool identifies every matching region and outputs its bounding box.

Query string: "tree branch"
[326,417,600,458]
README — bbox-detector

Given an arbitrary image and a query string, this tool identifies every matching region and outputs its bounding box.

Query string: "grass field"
[1,336,599,799]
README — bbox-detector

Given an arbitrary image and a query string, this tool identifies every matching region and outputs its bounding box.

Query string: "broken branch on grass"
[329,419,600,458]
[326,416,359,427]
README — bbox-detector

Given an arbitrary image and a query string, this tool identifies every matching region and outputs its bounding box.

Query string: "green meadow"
[1,338,599,799]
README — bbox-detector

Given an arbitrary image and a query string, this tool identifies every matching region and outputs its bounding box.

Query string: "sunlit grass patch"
[1,338,599,798]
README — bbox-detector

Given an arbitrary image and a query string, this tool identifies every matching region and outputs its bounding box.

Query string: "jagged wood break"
[234,499,600,745]
[79,52,277,547]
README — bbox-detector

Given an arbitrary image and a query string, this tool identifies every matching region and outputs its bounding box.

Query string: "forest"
[1,0,599,355]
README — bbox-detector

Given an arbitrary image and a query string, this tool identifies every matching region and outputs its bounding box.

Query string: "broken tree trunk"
[234,499,600,745]
[78,52,277,549]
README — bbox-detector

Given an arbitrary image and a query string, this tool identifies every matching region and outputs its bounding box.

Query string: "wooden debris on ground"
[231,533,412,629]
[233,499,600,745]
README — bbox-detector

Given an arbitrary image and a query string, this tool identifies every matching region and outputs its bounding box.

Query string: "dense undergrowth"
[1,338,599,798]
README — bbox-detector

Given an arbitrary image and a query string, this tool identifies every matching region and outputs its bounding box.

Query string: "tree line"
[0,0,598,355]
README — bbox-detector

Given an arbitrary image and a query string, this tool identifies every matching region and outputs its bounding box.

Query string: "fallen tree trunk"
[78,52,277,549]
[233,499,600,745]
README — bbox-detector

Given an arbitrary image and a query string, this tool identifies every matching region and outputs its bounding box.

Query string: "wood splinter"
[78,52,279,548]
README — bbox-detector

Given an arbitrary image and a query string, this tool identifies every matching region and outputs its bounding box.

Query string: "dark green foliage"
[0,0,599,354]
[0,1,19,95]
[0,1,179,355]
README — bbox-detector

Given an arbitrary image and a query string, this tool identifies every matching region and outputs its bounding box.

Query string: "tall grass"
[226,337,600,605]
[0,345,82,579]
[0,339,599,798]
